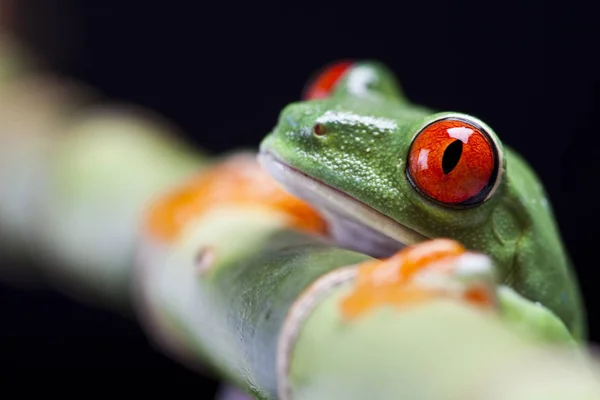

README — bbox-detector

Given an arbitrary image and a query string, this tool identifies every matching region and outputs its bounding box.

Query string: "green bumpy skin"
[260,60,586,341]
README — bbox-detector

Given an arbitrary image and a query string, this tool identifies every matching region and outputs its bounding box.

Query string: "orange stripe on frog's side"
[144,153,328,243]
[340,239,493,320]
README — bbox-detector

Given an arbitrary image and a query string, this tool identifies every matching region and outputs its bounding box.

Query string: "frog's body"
[259,61,585,340]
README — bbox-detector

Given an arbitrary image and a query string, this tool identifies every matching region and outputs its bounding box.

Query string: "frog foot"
[340,238,498,320]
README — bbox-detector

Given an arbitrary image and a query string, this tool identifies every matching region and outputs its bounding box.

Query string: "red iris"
[407,118,498,206]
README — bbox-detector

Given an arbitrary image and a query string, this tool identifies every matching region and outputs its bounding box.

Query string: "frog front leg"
[340,238,577,346]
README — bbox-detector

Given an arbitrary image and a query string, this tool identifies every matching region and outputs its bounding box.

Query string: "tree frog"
[258,60,585,341]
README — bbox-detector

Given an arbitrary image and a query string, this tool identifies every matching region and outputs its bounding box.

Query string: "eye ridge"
[441,139,463,175]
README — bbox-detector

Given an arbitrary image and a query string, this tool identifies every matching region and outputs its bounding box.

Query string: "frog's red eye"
[407,117,500,207]
[303,60,354,100]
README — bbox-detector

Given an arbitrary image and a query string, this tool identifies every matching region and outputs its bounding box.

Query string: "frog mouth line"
[258,151,429,258]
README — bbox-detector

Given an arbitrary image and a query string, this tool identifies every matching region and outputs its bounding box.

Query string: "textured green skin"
[260,61,585,340]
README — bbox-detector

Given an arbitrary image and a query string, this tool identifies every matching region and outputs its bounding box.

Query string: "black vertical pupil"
[442,140,463,174]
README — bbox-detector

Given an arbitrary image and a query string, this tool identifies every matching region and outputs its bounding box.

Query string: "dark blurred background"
[1,0,598,396]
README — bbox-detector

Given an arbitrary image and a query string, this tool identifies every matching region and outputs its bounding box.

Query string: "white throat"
[258,151,428,258]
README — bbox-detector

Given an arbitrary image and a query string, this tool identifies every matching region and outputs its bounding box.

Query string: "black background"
[1,0,599,397]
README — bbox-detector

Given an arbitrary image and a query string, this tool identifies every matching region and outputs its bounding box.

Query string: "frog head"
[259,60,506,259]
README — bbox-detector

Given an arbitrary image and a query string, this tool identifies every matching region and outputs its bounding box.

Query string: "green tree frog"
[258,60,585,341]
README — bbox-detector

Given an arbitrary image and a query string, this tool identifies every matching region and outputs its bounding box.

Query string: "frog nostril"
[313,123,327,136]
